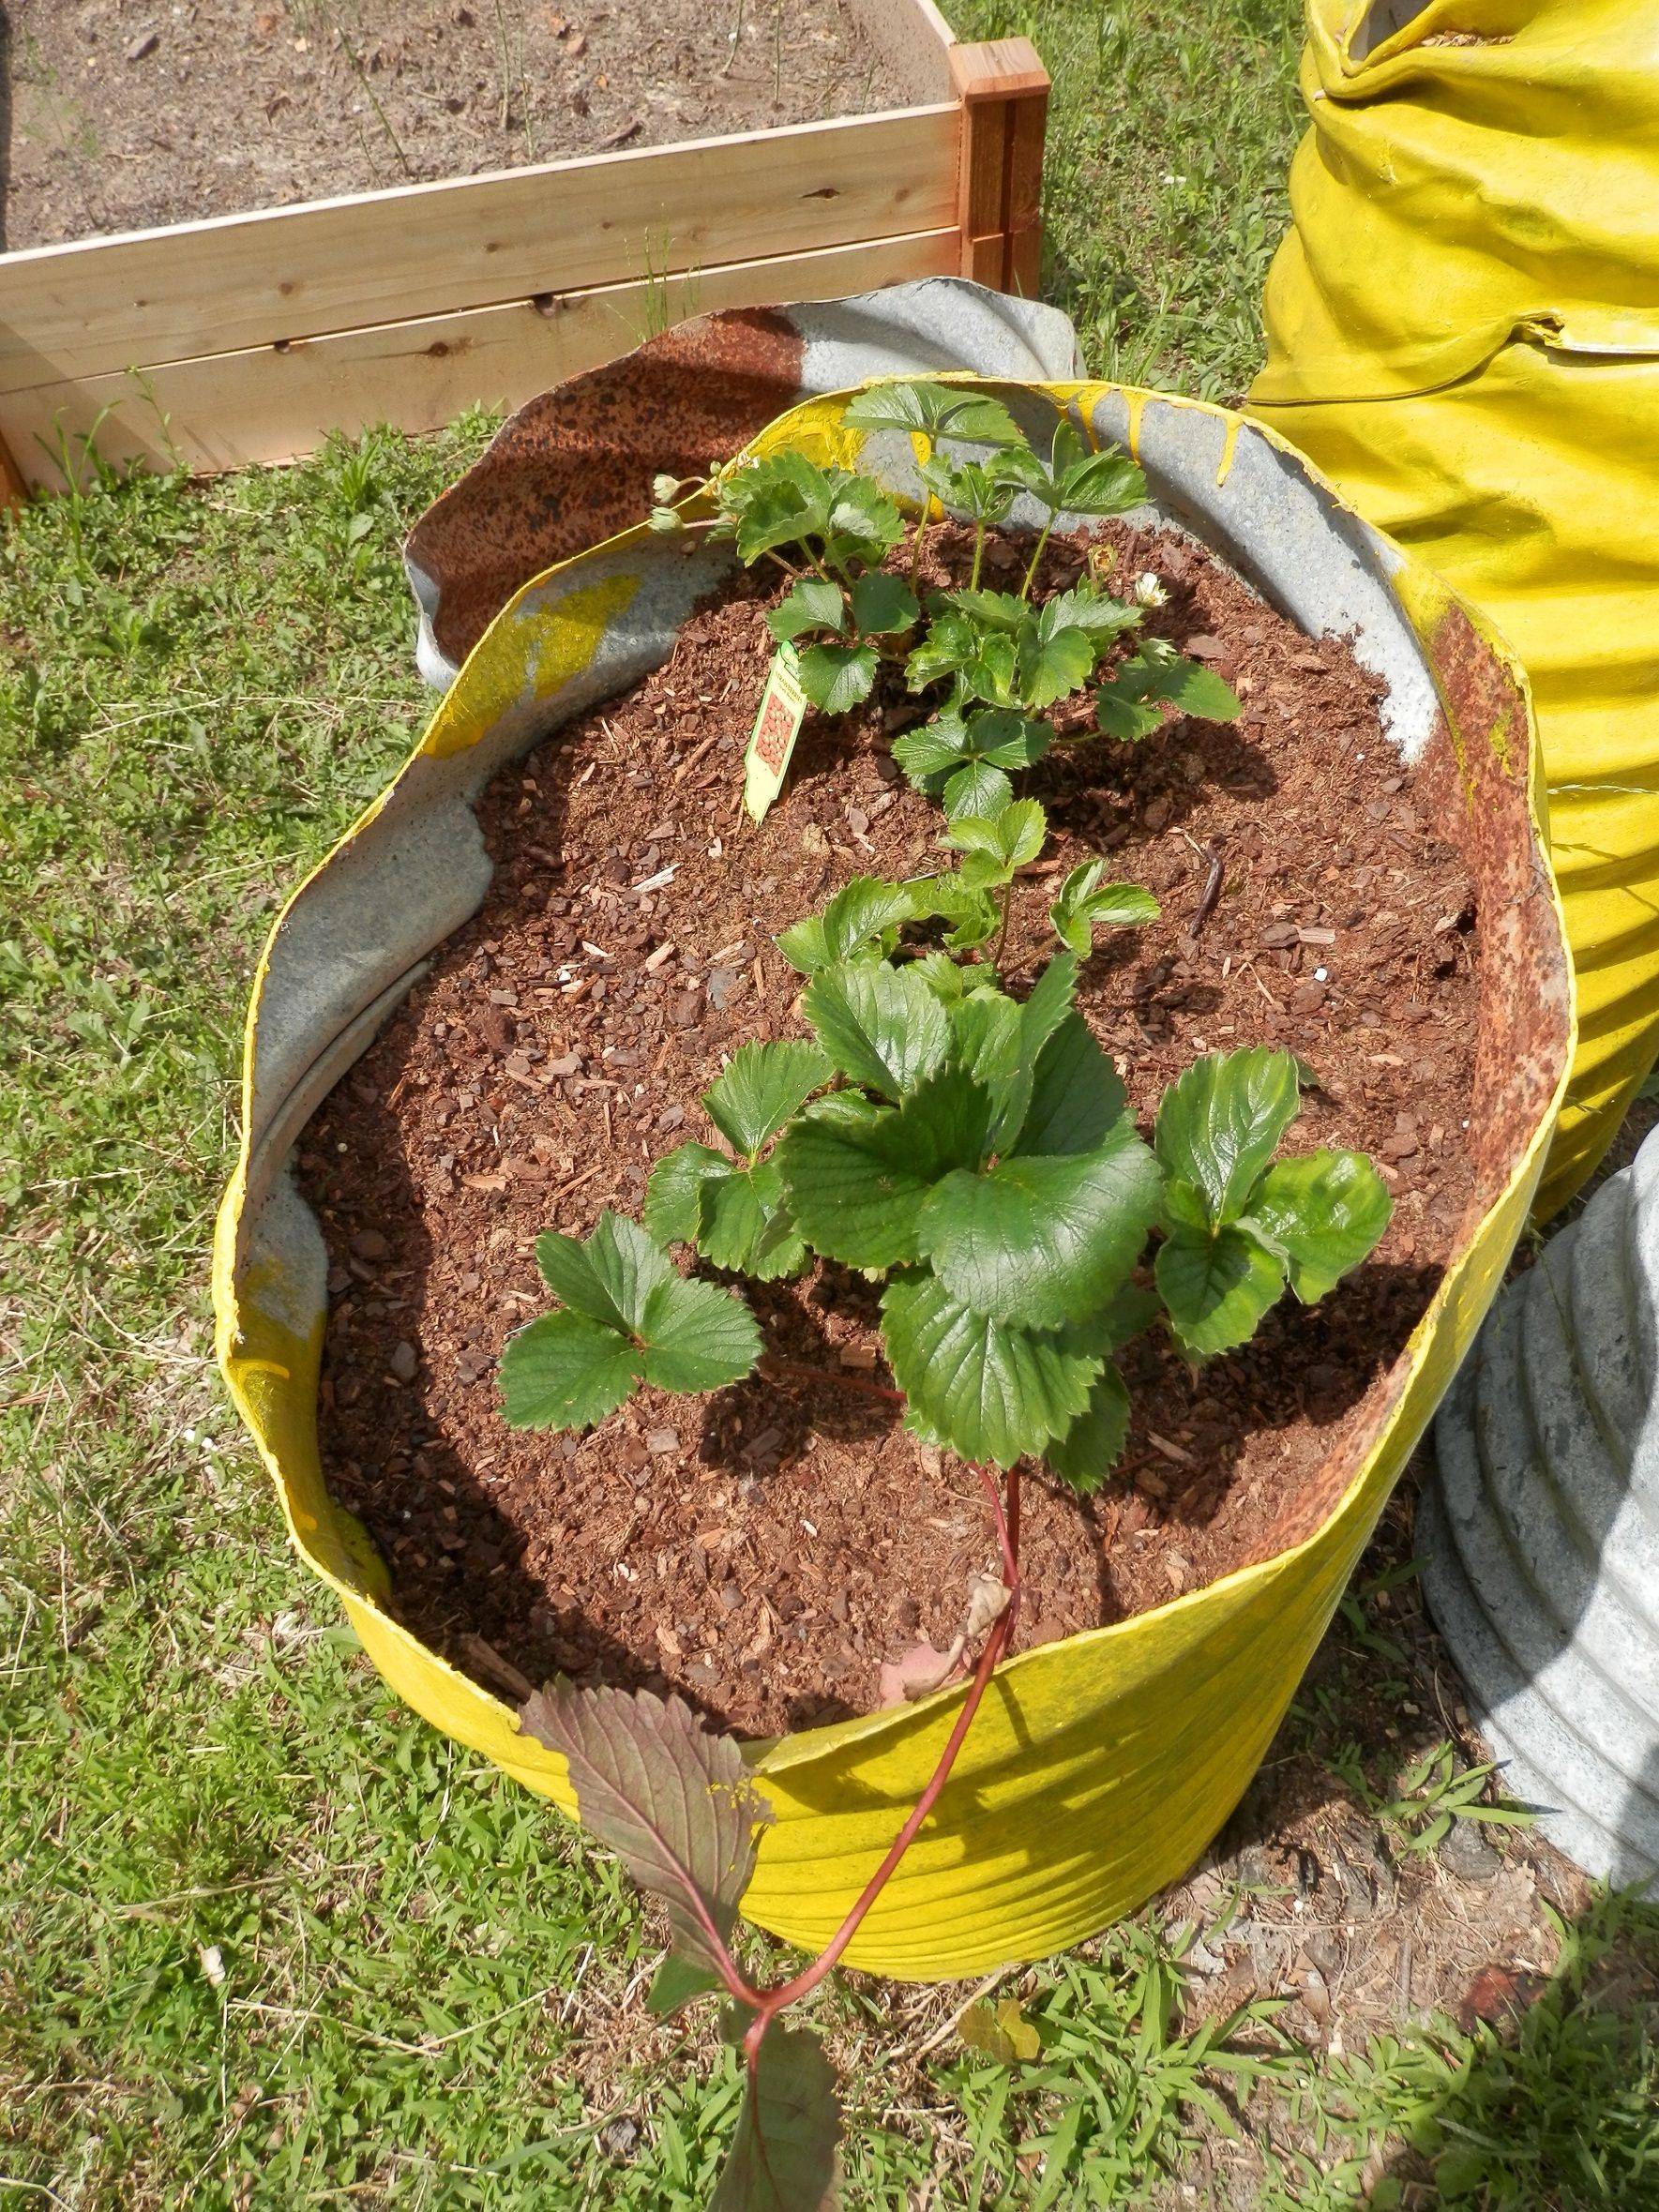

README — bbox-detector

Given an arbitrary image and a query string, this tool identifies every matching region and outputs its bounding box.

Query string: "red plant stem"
[762,1353,904,1406]
[977,1464,1023,1639]
[710,1462,1025,2039]
[741,1463,1024,2047]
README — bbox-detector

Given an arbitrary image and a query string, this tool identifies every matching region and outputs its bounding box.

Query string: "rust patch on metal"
[405,307,807,670]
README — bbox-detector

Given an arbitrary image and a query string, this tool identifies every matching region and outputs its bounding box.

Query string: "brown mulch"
[3,0,907,249]
[300,517,1480,1738]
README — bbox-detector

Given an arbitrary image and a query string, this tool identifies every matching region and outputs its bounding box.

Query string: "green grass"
[3,6,1658,2204]
[950,0,1306,400]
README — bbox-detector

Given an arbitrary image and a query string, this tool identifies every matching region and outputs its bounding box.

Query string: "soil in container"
[3,0,911,249]
[300,519,1480,1738]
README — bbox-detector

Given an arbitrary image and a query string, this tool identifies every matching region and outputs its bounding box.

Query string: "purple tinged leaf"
[711,2024,841,2212]
[649,1953,723,2019]
[519,1681,767,1986]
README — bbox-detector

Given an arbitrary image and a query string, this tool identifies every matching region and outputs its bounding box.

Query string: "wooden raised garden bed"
[0,0,1046,497]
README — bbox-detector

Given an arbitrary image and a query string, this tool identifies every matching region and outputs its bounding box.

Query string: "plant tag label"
[743,642,807,823]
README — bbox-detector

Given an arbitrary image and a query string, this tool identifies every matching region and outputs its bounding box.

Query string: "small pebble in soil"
[1437,1816,1504,1882]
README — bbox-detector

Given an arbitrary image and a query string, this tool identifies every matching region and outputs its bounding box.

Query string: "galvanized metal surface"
[404,278,1083,687]
[1426,1136,1659,1895]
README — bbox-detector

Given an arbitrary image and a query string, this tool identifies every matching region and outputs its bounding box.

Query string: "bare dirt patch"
[3,0,909,249]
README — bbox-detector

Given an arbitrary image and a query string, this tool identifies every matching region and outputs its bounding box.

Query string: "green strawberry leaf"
[942,959,1079,1153]
[500,1308,642,1429]
[1093,678,1166,744]
[777,1073,990,1270]
[796,641,878,715]
[535,1209,676,1335]
[916,1119,1164,1329]
[644,1141,733,1245]
[917,453,1018,525]
[892,708,1049,796]
[943,798,1047,889]
[531,1214,762,1395]
[1055,445,1145,518]
[776,875,915,976]
[825,476,905,560]
[637,1271,764,1393]
[843,379,1021,447]
[1154,1048,1304,1226]
[941,587,1029,632]
[703,1040,835,1159]
[697,1157,808,1281]
[1244,1149,1393,1302]
[1039,584,1141,645]
[991,422,1145,518]
[1155,1222,1288,1358]
[1015,1012,1126,1158]
[909,949,1001,1002]
[802,959,952,1099]
[729,452,836,563]
[891,714,973,790]
[967,709,1054,768]
[912,871,1001,951]
[1095,649,1241,741]
[1018,622,1094,709]
[943,760,1013,821]
[988,949,1079,1151]
[766,576,844,645]
[904,610,976,693]
[850,570,919,637]
[1042,1361,1131,1491]
[1161,1177,1214,1236]
[1049,859,1161,955]
[880,1272,1101,1467]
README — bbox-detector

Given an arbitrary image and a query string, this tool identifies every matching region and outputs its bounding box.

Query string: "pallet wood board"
[1,232,961,484]
[0,0,1048,494]
[0,105,959,396]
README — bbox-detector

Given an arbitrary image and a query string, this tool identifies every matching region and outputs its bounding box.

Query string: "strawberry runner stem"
[726,1466,1024,2059]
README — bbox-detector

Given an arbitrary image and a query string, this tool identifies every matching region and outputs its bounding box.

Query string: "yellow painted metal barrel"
[1249,0,1659,1220]
[215,378,1571,1979]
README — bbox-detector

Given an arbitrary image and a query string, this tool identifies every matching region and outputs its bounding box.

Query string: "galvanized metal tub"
[215,362,1571,1979]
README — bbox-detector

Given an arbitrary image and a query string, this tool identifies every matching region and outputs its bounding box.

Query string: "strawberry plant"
[651,381,1242,778]
[491,397,1395,2206]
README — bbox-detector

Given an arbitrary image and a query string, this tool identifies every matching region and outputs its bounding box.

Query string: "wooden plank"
[0,104,958,397]
[0,429,24,507]
[1,231,960,491]
[844,0,958,100]
[1004,59,1049,296]
[948,38,1049,294]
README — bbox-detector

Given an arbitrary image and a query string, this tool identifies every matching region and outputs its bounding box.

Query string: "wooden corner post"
[0,430,25,510]
[949,38,1050,298]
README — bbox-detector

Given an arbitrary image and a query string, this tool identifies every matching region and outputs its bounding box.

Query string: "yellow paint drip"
[1123,390,1147,465]
[1215,418,1242,488]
